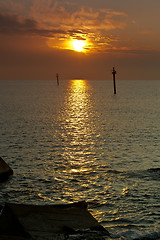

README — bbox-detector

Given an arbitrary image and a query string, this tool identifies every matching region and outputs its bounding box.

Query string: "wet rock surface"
[0,201,110,240]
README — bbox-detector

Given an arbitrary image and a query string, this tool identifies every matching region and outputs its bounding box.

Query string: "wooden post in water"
[56,73,59,86]
[112,67,117,94]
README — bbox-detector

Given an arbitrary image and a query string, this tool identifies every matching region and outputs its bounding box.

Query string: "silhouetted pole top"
[112,67,116,75]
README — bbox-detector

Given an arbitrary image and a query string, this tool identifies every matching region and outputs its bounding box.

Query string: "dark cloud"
[0,12,65,37]
[105,48,157,56]
[0,12,36,33]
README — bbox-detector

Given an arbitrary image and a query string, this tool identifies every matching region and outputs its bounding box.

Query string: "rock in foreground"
[0,157,13,182]
[0,201,110,240]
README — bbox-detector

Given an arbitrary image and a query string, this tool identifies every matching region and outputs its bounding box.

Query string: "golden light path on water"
[60,80,96,175]
[53,79,112,205]
[56,80,114,219]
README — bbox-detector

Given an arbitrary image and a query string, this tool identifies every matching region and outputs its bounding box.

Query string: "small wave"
[107,218,134,225]
[144,168,160,181]
[88,199,113,208]
[111,228,160,240]
[126,168,160,181]
[106,169,123,174]
[147,168,160,173]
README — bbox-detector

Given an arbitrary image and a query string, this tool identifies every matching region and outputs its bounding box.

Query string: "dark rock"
[0,157,13,182]
[0,205,3,212]
[0,202,110,240]
[0,204,30,239]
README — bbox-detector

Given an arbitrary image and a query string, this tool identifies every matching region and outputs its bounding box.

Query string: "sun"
[73,40,86,52]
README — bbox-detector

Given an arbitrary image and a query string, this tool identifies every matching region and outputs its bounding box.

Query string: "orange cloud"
[0,0,129,52]
[29,1,128,31]
[28,0,128,51]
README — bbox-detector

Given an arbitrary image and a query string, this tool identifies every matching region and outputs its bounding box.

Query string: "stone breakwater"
[0,201,110,240]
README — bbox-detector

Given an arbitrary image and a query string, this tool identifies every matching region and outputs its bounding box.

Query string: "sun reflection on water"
[59,79,95,173]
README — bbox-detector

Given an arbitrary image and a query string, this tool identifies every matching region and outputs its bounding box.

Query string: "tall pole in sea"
[56,73,59,86]
[112,67,117,94]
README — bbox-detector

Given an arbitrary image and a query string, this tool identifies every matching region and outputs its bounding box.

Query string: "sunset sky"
[0,0,160,80]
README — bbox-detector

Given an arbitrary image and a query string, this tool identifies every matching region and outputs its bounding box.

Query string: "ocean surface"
[0,79,160,239]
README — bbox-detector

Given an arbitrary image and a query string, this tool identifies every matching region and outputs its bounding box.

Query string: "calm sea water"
[0,79,160,239]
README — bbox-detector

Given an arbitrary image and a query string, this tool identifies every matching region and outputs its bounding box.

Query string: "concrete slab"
[0,201,110,240]
[0,157,13,182]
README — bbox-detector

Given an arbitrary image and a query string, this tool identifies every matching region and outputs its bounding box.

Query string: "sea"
[0,79,160,240]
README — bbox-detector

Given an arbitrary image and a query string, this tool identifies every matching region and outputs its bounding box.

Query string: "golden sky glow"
[1,0,160,53]
[0,0,160,80]
[47,38,91,53]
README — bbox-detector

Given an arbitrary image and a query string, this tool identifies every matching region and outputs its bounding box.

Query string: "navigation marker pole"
[112,67,117,94]
[56,73,59,86]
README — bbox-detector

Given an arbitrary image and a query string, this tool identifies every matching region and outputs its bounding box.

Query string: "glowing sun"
[73,40,86,52]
